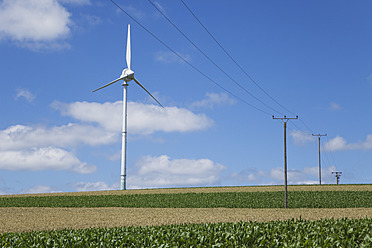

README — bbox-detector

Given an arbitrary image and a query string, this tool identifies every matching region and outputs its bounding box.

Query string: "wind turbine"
[93,24,163,190]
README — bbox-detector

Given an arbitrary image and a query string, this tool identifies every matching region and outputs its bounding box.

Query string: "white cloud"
[53,101,122,132]
[128,155,226,188]
[323,136,347,151]
[154,50,190,63]
[269,167,284,181]
[329,102,342,111]
[228,165,337,186]
[0,147,96,174]
[119,5,144,19]
[290,130,315,146]
[191,92,236,109]
[270,166,337,185]
[153,1,166,14]
[0,124,117,150]
[154,1,165,11]
[367,74,372,85]
[323,135,372,151]
[59,0,91,5]
[0,123,108,174]
[54,101,213,135]
[247,173,257,182]
[0,99,213,175]
[21,185,61,194]
[0,0,71,49]
[21,41,70,50]
[129,103,212,134]
[74,181,119,191]
[15,88,35,102]
[227,170,259,183]
[80,14,101,26]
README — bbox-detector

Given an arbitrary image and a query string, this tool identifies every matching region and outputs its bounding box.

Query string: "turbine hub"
[121,68,134,82]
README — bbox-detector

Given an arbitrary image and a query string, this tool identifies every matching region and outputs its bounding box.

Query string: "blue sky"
[1,0,371,194]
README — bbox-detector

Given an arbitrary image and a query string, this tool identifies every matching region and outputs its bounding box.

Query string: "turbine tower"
[93,24,163,190]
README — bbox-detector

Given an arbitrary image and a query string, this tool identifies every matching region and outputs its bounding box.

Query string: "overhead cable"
[148,0,283,115]
[109,0,272,115]
[325,136,337,166]
[180,0,296,116]
[299,117,315,134]
[179,0,328,137]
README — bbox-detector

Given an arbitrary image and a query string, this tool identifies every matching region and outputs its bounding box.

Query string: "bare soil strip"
[1,207,371,233]
[2,184,371,198]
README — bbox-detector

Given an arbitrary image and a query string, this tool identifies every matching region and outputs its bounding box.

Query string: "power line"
[299,117,315,134]
[148,0,283,115]
[322,144,333,167]
[325,136,337,167]
[288,121,308,134]
[180,0,295,116]
[179,0,325,139]
[109,0,273,116]
[111,0,324,138]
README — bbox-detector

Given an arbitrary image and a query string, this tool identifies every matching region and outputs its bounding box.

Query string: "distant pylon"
[332,171,342,185]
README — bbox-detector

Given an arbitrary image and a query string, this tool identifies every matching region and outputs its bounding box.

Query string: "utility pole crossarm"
[272,115,299,121]
[312,134,327,185]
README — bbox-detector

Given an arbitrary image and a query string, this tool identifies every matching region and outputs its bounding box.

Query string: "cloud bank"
[191,92,236,109]
[0,100,214,176]
[0,124,117,150]
[323,135,372,151]
[54,101,213,134]
[73,155,226,191]
[59,0,91,5]
[0,147,95,174]
[128,155,226,188]
[0,0,72,49]
[228,165,338,185]
[290,130,315,146]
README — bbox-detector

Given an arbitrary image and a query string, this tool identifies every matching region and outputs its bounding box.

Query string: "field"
[2,219,372,247]
[1,190,372,208]
[1,184,371,246]
[1,184,370,198]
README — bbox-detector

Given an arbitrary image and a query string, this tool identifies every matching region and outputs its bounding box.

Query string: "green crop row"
[0,191,371,208]
[1,218,371,247]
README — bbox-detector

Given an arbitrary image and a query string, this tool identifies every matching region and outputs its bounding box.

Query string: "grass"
[0,191,372,208]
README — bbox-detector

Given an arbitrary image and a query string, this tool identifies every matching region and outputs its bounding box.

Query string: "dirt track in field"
[1,184,371,198]
[1,207,372,233]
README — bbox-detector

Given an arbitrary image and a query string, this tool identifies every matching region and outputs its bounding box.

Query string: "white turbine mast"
[93,24,163,190]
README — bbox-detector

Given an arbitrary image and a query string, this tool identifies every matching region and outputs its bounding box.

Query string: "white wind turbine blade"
[92,77,124,92]
[133,77,163,108]
[126,24,131,70]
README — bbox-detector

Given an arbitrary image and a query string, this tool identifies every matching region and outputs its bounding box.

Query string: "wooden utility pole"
[312,134,327,185]
[273,115,298,208]
[332,171,342,185]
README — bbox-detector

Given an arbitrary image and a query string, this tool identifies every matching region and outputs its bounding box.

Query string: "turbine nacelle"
[121,68,134,82]
[92,23,163,106]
